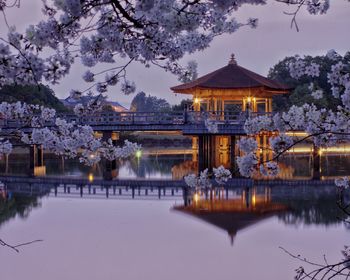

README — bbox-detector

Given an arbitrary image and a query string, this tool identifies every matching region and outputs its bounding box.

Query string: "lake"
[0,149,349,280]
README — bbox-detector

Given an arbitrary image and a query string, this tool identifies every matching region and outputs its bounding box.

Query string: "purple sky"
[1,1,350,108]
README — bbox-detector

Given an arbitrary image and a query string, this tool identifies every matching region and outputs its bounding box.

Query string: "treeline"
[0,84,68,112]
[269,51,350,111]
[130,91,192,112]
[132,52,350,113]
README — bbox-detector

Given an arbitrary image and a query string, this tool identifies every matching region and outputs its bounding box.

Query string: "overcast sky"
[1,1,350,108]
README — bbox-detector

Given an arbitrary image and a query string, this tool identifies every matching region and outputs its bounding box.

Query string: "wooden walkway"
[0,111,252,135]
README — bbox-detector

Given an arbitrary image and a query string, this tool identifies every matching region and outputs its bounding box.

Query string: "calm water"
[0,184,349,280]
[1,147,350,179]
[0,149,350,280]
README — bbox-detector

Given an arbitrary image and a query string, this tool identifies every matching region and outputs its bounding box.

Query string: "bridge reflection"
[0,179,348,241]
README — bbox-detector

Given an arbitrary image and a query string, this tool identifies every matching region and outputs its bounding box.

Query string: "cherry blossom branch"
[280,246,350,280]
[0,238,43,253]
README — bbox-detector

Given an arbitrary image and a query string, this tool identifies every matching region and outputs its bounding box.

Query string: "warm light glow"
[194,97,200,104]
[246,97,252,103]
[286,132,309,137]
[136,150,142,158]
[88,173,94,182]
[285,146,350,154]
[193,192,200,203]
[252,194,256,206]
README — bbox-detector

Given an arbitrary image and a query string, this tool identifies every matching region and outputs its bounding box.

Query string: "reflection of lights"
[136,150,142,158]
[193,192,200,203]
[194,98,200,104]
[88,173,94,182]
[286,146,350,154]
[252,194,256,206]
[246,97,252,103]
[89,154,95,159]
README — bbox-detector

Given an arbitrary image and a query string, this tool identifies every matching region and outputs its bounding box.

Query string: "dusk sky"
[1,1,350,108]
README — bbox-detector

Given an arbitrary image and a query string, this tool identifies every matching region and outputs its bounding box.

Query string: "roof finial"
[228,53,237,65]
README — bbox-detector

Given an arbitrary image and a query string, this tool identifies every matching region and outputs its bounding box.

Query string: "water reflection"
[0,183,49,228]
[1,147,350,180]
[174,185,349,244]
[1,179,348,245]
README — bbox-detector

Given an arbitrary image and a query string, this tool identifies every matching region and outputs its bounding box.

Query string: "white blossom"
[335,177,349,189]
[0,139,12,155]
[260,161,279,177]
[121,80,136,95]
[236,152,258,178]
[82,70,94,82]
[205,119,218,133]
[270,134,294,154]
[238,137,258,153]
[184,173,197,189]
[213,165,232,185]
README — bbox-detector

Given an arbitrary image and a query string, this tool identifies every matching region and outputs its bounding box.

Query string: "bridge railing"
[0,110,273,128]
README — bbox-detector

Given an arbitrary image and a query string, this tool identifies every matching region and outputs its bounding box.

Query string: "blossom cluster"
[0,0,265,95]
[184,169,211,190]
[335,177,349,190]
[184,166,232,189]
[205,119,219,133]
[213,165,232,185]
[0,101,138,165]
[237,51,350,179]
[0,139,12,155]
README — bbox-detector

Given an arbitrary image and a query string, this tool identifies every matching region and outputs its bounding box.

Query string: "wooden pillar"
[29,145,36,172]
[312,144,321,180]
[265,98,269,113]
[198,135,216,174]
[29,144,46,176]
[230,135,237,176]
[37,145,44,166]
[268,98,273,112]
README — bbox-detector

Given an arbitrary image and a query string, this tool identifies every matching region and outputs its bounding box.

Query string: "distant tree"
[130,92,171,112]
[172,99,193,111]
[0,84,68,112]
[268,52,350,111]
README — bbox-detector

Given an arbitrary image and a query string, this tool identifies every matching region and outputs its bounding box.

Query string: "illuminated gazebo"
[171,54,290,113]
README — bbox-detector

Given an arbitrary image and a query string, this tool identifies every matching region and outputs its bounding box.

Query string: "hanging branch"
[0,238,43,253]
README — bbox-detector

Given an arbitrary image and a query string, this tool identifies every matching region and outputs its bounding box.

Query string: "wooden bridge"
[0,111,266,135]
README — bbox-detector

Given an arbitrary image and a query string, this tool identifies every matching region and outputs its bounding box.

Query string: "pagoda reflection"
[174,185,349,245]
[174,187,288,245]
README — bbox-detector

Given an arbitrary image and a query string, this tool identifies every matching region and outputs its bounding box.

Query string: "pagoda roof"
[171,55,292,94]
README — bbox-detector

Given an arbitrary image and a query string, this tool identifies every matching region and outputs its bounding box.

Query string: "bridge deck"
[0,111,268,135]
